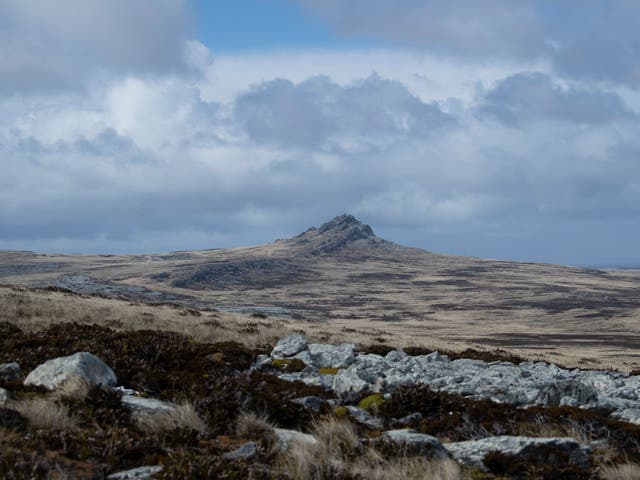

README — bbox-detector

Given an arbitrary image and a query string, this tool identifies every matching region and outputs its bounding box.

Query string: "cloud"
[234,74,453,149]
[299,0,544,60]
[478,72,635,126]
[0,0,191,93]
[298,0,640,88]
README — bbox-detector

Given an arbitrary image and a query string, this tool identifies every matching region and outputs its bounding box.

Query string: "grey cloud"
[0,0,190,93]
[299,0,640,87]
[234,74,453,149]
[299,0,544,60]
[478,72,634,126]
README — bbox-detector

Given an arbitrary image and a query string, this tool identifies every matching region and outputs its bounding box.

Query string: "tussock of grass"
[135,402,207,434]
[601,463,640,480]
[12,398,78,431]
[279,417,461,480]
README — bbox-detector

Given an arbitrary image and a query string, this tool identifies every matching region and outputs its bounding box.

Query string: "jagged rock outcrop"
[445,436,591,469]
[24,352,117,390]
[265,335,640,425]
[287,214,390,254]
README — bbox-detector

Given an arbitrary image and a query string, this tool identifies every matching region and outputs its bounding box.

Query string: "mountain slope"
[2,214,640,368]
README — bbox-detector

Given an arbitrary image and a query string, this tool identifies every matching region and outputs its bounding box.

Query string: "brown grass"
[134,402,207,434]
[279,417,462,480]
[12,397,78,431]
[600,463,640,480]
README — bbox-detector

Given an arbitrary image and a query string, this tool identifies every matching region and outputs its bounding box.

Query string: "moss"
[318,367,339,375]
[270,358,306,373]
[358,394,386,411]
[334,406,348,417]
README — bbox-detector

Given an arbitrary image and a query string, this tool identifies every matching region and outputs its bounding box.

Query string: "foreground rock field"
[2,323,640,479]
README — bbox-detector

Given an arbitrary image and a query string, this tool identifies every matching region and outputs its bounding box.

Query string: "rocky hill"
[1,214,640,369]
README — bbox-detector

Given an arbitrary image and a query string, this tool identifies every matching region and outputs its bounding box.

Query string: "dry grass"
[600,463,640,480]
[279,417,462,480]
[236,411,276,439]
[134,402,207,434]
[12,397,78,431]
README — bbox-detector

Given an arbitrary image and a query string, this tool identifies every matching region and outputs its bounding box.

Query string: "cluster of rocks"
[263,335,640,425]
[2,335,627,474]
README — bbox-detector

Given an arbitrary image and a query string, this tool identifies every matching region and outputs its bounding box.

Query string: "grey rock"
[0,362,20,382]
[252,354,272,369]
[537,379,598,407]
[391,412,423,428]
[107,465,163,479]
[274,427,317,451]
[308,343,357,369]
[122,395,176,414]
[345,406,383,430]
[274,337,640,425]
[0,387,10,406]
[445,436,591,468]
[272,335,308,358]
[24,352,116,390]
[223,441,258,460]
[333,367,370,400]
[291,396,326,412]
[612,408,640,425]
[381,429,449,459]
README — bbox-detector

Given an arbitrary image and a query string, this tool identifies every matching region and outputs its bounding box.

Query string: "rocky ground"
[2,324,640,479]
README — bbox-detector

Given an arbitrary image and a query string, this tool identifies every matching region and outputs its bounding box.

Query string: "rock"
[107,465,163,479]
[122,395,176,414]
[273,427,317,451]
[445,436,591,468]
[612,408,640,425]
[223,441,258,460]
[380,429,449,459]
[537,379,598,407]
[291,396,326,412]
[345,406,383,430]
[272,335,308,358]
[0,387,10,406]
[252,354,272,369]
[390,412,423,428]
[308,343,356,369]
[333,367,370,400]
[24,352,116,390]
[0,362,20,382]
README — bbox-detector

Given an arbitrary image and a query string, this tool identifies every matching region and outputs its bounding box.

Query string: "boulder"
[332,367,370,400]
[380,429,449,459]
[271,335,308,358]
[24,352,116,390]
[107,465,163,479]
[273,427,317,451]
[0,362,20,382]
[223,441,258,460]
[445,436,591,468]
[308,343,356,369]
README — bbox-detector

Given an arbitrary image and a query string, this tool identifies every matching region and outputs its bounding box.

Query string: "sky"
[1,0,640,266]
